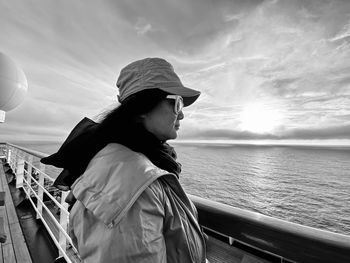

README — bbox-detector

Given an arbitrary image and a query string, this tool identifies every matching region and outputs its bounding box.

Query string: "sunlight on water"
[175,143,350,235]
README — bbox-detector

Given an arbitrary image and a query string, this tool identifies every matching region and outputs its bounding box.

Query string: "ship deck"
[0,160,269,263]
[0,163,32,263]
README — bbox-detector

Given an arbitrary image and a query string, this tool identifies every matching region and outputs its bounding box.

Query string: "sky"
[1,0,350,145]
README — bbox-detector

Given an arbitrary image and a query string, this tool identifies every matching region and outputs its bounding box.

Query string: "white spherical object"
[0,52,28,112]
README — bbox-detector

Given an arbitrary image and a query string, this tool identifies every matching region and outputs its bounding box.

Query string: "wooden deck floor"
[0,163,32,263]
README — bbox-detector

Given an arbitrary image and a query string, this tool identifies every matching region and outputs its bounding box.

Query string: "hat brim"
[160,86,200,106]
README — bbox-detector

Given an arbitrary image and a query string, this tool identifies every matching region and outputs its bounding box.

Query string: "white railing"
[0,143,80,263]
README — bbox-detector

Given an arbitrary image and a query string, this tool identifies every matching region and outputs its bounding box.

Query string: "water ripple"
[177,144,350,235]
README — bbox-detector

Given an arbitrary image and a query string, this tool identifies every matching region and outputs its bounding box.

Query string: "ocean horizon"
[6,140,350,236]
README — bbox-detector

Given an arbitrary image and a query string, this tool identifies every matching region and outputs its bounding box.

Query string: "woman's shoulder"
[95,143,141,161]
[84,143,148,171]
[147,179,166,200]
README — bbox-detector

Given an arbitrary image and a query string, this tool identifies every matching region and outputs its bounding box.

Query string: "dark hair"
[97,89,169,141]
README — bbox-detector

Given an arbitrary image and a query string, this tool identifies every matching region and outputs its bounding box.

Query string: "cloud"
[0,119,68,142]
[285,124,350,140]
[180,123,350,141]
[134,17,155,36]
[1,0,350,144]
[105,0,265,57]
[135,23,153,36]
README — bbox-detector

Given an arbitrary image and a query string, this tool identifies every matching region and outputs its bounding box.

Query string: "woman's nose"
[177,110,184,120]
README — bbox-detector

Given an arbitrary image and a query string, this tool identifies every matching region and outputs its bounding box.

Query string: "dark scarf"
[110,123,182,177]
[41,118,181,190]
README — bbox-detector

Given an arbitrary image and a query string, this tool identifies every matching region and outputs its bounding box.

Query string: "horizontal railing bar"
[6,142,48,159]
[1,143,78,261]
[189,194,350,263]
[22,186,73,263]
[23,181,73,244]
[9,150,55,181]
[25,161,54,181]
[202,225,284,261]
[24,176,69,214]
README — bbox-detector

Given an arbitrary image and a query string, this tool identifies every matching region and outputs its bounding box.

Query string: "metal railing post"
[59,191,69,257]
[14,148,19,173]
[11,147,17,172]
[36,163,45,219]
[16,153,25,188]
[12,147,16,169]
[12,147,16,170]
[6,146,11,164]
[26,155,33,196]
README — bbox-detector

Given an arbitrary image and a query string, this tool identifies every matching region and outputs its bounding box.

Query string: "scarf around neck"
[114,125,182,177]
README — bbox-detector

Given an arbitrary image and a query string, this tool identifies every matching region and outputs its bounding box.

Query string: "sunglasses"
[166,95,184,114]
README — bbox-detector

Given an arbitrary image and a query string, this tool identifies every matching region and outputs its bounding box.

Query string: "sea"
[10,141,350,236]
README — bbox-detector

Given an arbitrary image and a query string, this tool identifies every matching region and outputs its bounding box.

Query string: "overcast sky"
[1,0,350,145]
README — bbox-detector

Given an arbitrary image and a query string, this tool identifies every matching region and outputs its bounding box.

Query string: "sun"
[239,103,282,134]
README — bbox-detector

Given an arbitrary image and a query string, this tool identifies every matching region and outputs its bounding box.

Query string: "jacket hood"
[71,143,172,226]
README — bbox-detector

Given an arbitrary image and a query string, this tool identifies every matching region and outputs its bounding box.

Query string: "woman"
[64,58,206,262]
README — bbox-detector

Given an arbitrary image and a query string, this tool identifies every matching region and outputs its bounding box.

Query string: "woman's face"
[142,98,184,141]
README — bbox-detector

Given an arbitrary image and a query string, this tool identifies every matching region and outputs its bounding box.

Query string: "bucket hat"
[116,58,200,106]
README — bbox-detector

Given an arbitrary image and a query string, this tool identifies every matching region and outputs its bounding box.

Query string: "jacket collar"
[72,143,172,226]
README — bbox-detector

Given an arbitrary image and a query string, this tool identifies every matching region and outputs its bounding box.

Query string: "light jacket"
[69,143,206,263]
